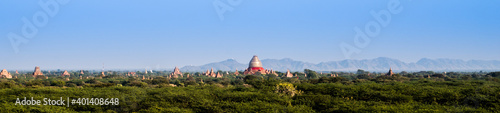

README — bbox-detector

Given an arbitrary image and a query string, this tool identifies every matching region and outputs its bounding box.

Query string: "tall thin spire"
[101,63,106,77]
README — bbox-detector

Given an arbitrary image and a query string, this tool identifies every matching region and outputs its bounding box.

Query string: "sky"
[1,0,499,70]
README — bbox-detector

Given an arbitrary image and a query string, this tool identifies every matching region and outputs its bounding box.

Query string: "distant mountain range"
[180,57,500,72]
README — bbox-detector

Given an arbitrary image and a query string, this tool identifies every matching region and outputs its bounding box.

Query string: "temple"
[233,69,240,75]
[243,55,275,75]
[128,72,136,76]
[386,68,394,76]
[170,66,183,78]
[33,66,44,77]
[203,68,217,77]
[215,72,222,78]
[61,70,71,77]
[0,69,12,78]
[284,69,293,77]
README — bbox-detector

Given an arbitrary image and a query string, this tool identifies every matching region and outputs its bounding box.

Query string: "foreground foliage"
[0,72,499,112]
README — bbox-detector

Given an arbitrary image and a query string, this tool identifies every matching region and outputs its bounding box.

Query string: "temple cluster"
[0,55,400,80]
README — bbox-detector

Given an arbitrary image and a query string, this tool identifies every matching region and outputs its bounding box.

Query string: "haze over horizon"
[5,57,500,71]
[1,0,499,70]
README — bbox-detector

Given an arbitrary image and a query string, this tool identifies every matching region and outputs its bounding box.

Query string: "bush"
[0,81,16,89]
[127,81,148,88]
[276,83,302,97]
[84,83,116,88]
[487,72,500,77]
[51,80,66,87]
[66,83,77,87]
[244,75,264,89]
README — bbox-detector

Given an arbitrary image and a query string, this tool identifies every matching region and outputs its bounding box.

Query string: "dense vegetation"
[0,70,499,112]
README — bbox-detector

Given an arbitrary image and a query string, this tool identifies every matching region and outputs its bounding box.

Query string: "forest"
[0,70,499,112]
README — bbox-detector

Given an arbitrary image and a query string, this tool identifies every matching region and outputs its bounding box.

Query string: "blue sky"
[1,0,499,70]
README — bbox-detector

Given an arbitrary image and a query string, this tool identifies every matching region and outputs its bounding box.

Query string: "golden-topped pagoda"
[243,55,272,75]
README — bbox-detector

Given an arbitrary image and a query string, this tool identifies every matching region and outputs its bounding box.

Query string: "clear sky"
[1,0,499,70]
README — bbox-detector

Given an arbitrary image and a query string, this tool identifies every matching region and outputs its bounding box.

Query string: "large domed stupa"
[243,55,276,75]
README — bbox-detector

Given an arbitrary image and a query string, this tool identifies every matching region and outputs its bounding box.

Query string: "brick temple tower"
[33,66,44,77]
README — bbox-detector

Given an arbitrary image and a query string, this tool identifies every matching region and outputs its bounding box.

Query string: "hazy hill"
[180,57,500,72]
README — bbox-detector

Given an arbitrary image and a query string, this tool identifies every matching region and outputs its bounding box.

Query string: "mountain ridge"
[180,57,500,72]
